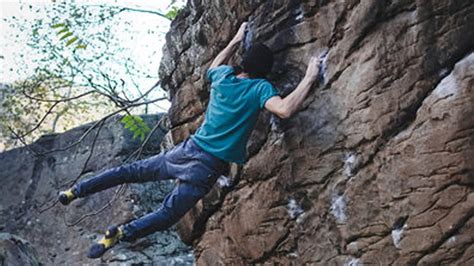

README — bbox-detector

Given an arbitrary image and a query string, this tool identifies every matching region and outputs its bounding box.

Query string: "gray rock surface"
[0,114,193,265]
[159,0,474,264]
[0,233,40,266]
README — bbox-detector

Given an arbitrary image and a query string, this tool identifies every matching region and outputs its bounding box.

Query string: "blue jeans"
[74,138,228,240]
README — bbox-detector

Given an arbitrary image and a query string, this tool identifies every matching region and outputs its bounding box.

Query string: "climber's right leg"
[58,141,187,205]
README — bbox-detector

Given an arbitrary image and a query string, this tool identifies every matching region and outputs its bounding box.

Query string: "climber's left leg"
[86,180,211,258]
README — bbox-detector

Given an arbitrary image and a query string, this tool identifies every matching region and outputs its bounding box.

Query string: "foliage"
[52,22,87,50]
[165,6,181,20]
[120,114,151,141]
[0,1,184,150]
[0,76,112,150]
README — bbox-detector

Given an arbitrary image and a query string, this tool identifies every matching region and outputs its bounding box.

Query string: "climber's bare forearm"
[265,55,320,119]
[283,76,315,115]
[210,40,240,68]
[265,76,316,119]
[210,22,247,69]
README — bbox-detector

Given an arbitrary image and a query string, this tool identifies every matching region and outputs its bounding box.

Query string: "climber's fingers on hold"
[239,21,248,32]
[235,22,248,41]
[305,55,320,78]
[311,55,320,65]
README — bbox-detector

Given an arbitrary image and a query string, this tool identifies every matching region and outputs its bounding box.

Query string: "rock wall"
[0,115,194,265]
[159,0,474,264]
[0,233,40,266]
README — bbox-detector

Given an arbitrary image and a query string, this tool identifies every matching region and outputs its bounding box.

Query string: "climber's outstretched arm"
[265,56,320,119]
[209,22,247,69]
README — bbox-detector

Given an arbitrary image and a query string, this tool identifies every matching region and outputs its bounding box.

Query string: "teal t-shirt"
[191,65,278,164]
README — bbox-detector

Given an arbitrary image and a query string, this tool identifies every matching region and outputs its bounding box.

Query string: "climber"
[58,22,321,259]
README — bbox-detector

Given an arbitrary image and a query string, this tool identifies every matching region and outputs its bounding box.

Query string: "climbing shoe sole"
[58,188,77,205]
[87,225,124,259]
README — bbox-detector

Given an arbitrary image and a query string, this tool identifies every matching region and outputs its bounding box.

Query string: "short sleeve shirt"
[191,65,278,164]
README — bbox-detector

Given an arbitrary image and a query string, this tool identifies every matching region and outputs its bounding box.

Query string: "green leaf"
[51,23,65,28]
[120,115,151,141]
[59,32,73,41]
[75,44,87,50]
[165,6,180,20]
[125,120,134,129]
[56,28,68,35]
[66,36,78,46]
[132,130,140,140]
[121,115,130,123]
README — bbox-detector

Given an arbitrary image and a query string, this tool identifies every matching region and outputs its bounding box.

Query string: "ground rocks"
[0,233,40,266]
[159,0,474,264]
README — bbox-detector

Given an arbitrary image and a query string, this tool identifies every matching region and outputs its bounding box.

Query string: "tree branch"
[21,89,96,103]
[38,97,167,155]
[18,101,60,138]
[117,7,172,20]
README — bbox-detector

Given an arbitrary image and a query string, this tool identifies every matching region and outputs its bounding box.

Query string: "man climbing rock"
[58,22,321,259]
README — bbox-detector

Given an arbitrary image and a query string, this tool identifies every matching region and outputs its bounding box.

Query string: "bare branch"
[22,89,96,103]
[37,118,106,214]
[117,7,172,20]
[17,101,59,138]
[79,4,172,21]
[37,97,167,155]
[136,115,167,158]
[7,126,40,156]
[64,184,127,227]
[67,118,106,187]
[36,199,59,214]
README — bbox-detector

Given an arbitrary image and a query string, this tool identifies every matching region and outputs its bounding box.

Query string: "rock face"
[0,233,40,266]
[159,0,474,264]
[0,115,194,265]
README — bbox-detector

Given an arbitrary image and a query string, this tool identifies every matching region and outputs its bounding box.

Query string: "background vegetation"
[0,0,183,151]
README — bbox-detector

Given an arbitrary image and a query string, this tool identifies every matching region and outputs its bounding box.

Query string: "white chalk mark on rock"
[287,198,304,220]
[217,175,232,188]
[345,256,360,266]
[433,69,458,98]
[438,68,449,78]
[288,252,298,258]
[391,224,407,248]
[296,212,306,224]
[293,6,304,22]
[343,152,357,177]
[447,236,456,245]
[330,194,347,223]
[318,49,329,85]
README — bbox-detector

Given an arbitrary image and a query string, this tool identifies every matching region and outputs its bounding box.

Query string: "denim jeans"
[74,138,228,240]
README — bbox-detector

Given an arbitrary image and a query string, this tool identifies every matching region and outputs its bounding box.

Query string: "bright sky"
[0,0,184,111]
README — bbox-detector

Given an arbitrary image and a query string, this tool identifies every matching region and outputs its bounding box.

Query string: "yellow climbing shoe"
[58,188,77,205]
[87,225,124,259]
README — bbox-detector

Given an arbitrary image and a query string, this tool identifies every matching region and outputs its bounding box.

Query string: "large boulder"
[159,0,474,264]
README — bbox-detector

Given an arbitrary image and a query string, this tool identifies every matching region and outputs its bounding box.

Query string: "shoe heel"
[58,188,77,206]
[105,226,118,239]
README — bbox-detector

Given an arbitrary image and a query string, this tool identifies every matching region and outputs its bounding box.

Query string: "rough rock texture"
[0,233,40,266]
[0,115,194,265]
[159,0,474,264]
